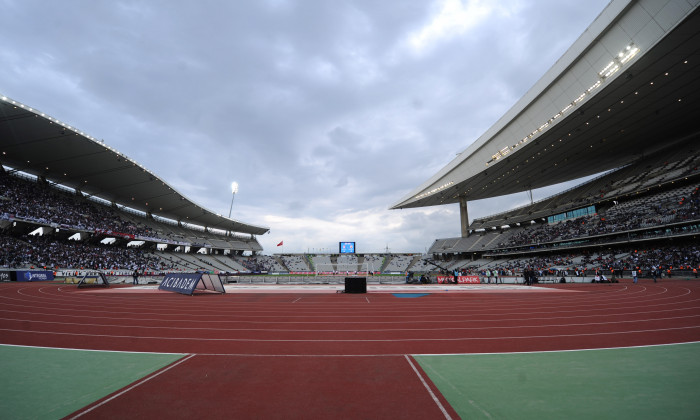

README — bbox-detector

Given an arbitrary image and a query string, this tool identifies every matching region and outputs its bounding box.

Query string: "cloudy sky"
[1,0,611,254]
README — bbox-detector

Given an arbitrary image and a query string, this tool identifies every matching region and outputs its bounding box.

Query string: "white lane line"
[67,353,196,419]
[405,354,452,420]
[0,343,185,355]
[416,340,700,356]
[3,341,699,357]
[2,325,698,342]
[1,313,698,332]
[2,302,698,323]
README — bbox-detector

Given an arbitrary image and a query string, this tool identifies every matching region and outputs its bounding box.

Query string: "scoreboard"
[339,242,356,254]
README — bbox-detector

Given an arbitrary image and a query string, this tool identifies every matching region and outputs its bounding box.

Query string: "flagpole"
[280,242,285,283]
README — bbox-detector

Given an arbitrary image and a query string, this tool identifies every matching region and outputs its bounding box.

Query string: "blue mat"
[393,293,430,298]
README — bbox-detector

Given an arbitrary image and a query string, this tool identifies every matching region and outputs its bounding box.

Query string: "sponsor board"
[437,275,481,284]
[14,271,55,282]
[94,229,135,239]
[159,273,202,295]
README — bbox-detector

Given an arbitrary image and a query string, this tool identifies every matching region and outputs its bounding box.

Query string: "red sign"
[437,276,481,284]
[95,229,135,239]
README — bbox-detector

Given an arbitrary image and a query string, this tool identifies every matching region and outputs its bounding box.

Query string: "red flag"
[277,241,283,246]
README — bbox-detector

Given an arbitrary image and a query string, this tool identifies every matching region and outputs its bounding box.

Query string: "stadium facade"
[392,0,700,237]
[0,91,270,257]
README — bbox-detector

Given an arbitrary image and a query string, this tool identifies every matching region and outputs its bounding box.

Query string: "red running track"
[1,281,699,419]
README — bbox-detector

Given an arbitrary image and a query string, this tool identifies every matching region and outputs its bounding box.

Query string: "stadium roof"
[392,0,700,210]
[0,98,270,236]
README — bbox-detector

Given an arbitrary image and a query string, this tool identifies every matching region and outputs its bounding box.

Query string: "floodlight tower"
[228,181,239,218]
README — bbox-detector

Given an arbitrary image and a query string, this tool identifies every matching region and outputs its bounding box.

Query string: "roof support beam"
[460,197,469,238]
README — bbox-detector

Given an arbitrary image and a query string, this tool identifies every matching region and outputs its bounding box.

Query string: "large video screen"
[339,242,356,254]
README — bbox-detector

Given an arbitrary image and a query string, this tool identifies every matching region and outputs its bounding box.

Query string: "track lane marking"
[405,355,453,419]
[67,353,196,419]
[2,296,698,319]
[2,325,698,342]
[403,354,452,420]
[1,313,699,332]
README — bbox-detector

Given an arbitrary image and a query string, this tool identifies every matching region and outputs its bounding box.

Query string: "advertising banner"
[94,229,135,239]
[458,276,481,284]
[437,275,481,284]
[159,273,202,295]
[14,271,55,282]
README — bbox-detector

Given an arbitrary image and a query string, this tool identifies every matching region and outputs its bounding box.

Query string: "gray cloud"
[0,0,610,252]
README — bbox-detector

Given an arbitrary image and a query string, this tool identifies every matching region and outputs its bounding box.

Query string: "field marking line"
[416,340,700,356]
[404,354,453,420]
[0,342,185,355]
[2,301,698,323]
[4,341,699,358]
[2,325,698,342]
[1,313,699,333]
[67,353,196,419]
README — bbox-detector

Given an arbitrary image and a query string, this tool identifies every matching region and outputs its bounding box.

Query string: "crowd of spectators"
[0,233,176,271]
[563,245,700,277]
[499,185,699,248]
[1,171,259,252]
[0,172,162,239]
[280,255,311,272]
[2,169,699,277]
[443,243,699,279]
[3,225,698,278]
[0,235,27,269]
[518,245,697,277]
[615,246,700,274]
[237,255,279,272]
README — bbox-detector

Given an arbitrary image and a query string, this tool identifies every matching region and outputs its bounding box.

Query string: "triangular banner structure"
[159,273,226,296]
[77,272,110,288]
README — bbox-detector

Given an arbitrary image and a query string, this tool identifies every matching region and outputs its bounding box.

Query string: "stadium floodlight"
[228,182,239,218]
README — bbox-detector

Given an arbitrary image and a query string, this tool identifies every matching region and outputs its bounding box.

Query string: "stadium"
[1,0,700,418]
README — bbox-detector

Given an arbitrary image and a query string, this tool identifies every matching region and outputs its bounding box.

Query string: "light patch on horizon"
[408,0,500,54]
[259,205,458,254]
